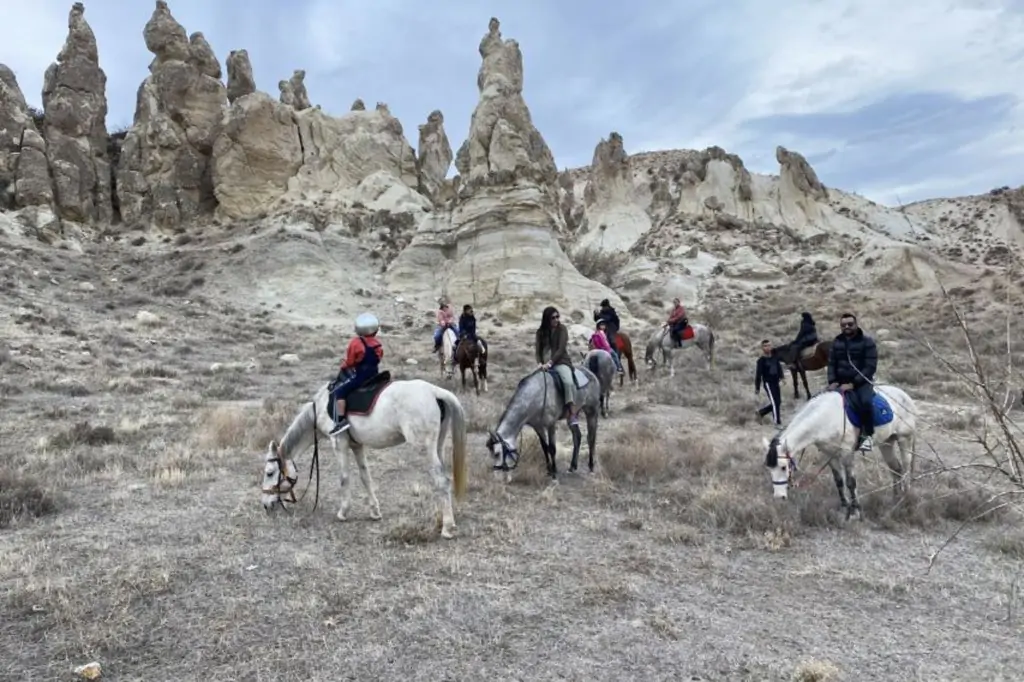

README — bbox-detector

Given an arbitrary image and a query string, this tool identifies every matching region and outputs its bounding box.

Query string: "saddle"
[798,345,817,360]
[842,391,894,429]
[548,367,590,405]
[672,325,695,346]
[328,371,392,420]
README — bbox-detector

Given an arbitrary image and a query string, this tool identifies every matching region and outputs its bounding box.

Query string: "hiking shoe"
[858,436,873,452]
[567,413,580,426]
[774,423,784,431]
[329,419,350,436]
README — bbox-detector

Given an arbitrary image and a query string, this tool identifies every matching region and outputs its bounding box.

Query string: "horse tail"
[435,388,468,501]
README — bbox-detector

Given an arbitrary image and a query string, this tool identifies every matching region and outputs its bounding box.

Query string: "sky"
[2,0,1022,205]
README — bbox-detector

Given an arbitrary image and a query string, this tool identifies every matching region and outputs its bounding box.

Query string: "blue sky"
[4,0,1022,205]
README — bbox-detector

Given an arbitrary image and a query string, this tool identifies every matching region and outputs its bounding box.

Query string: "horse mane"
[279,390,321,457]
[495,370,543,429]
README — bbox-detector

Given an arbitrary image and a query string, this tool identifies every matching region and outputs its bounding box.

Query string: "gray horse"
[486,366,603,480]
[580,348,615,417]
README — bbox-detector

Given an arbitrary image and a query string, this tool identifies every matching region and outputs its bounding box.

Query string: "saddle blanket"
[844,392,894,429]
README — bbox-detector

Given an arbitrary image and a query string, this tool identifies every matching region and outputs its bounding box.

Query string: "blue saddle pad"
[845,393,894,429]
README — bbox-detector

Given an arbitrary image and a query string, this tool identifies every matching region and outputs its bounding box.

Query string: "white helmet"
[354,312,380,336]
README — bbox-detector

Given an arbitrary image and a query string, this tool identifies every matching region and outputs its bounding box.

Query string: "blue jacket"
[459,313,477,341]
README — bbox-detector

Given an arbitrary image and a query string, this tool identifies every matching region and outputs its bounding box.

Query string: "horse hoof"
[441,527,456,539]
[336,510,348,522]
[369,508,382,521]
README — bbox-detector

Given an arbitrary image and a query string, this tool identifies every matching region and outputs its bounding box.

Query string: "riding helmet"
[354,312,380,336]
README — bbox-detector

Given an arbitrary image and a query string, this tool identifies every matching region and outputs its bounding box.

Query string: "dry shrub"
[48,421,118,450]
[601,420,716,485]
[792,659,841,682]
[649,368,753,426]
[0,468,61,527]
[570,246,629,287]
[196,398,296,452]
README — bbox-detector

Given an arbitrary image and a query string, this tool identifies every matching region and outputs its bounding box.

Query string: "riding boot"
[330,399,350,435]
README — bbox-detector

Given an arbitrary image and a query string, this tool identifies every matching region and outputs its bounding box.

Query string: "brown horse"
[772,340,832,400]
[612,332,638,387]
[455,337,488,395]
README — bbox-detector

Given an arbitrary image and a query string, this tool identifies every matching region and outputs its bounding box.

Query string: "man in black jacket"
[827,312,879,452]
[755,339,784,427]
[593,299,624,375]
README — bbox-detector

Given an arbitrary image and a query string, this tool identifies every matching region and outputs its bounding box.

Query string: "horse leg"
[335,438,353,522]
[426,432,457,538]
[843,453,862,521]
[799,368,811,401]
[459,363,467,390]
[539,424,559,480]
[568,419,582,473]
[472,363,480,395]
[879,439,904,498]
[350,441,382,520]
[790,368,799,400]
[585,407,598,473]
[828,458,849,514]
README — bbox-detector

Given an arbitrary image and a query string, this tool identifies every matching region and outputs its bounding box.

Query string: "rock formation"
[350,99,365,111]
[776,145,827,201]
[188,32,221,80]
[0,66,53,210]
[416,110,452,200]
[463,17,557,185]
[42,2,111,223]
[388,18,627,320]
[576,132,652,252]
[225,50,255,103]
[117,0,228,228]
[288,70,311,110]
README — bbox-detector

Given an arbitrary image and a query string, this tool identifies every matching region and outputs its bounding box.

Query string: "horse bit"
[488,432,520,472]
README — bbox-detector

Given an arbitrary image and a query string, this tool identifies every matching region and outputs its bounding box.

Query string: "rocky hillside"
[1,2,1021,328]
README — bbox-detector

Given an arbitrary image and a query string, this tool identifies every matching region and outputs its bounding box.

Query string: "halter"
[262,451,299,503]
[771,453,794,488]
[488,431,520,472]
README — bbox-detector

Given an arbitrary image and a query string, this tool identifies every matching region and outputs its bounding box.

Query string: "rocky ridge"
[0,3,1021,328]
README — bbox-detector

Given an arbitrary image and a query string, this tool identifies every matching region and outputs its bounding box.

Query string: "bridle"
[771,452,795,489]
[488,431,520,472]
[262,450,298,504]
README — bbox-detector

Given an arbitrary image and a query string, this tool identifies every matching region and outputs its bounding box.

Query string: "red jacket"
[668,304,687,324]
[341,335,383,371]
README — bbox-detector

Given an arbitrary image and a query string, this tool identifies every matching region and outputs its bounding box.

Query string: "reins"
[279,400,321,514]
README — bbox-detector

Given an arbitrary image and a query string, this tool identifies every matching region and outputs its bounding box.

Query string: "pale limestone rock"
[289,70,310,110]
[278,80,295,107]
[0,65,53,209]
[117,0,228,229]
[211,91,301,219]
[351,98,365,111]
[776,146,827,201]
[225,50,255,103]
[188,32,221,79]
[416,110,452,200]
[42,2,111,223]
[388,18,626,321]
[576,132,652,252]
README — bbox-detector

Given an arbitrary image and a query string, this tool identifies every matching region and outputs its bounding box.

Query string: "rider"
[826,312,878,452]
[457,303,485,355]
[664,297,689,347]
[536,306,581,426]
[329,312,384,436]
[432,301,458,355]
[593,298,624,375]
[792,312,819,367]
[590,319,614,354]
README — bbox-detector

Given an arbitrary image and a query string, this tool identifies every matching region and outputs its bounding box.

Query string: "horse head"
[261,439,298,510]
[763,435,793,500]
[486,430,519,471]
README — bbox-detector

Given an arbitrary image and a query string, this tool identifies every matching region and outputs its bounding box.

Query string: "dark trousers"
[758,381,782,424]
[845,383,876,436]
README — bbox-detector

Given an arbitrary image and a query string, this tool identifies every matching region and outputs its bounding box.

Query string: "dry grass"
[1,240,1023,681]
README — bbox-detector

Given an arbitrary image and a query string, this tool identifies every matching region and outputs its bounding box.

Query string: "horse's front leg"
[791,369,799,400]
[828,459,848,515]
[843,455,862,521]
[585,408,598,473]
[532,426,555,479]
[568,418,583,473]
[350,442,381,520]
[460,365,467,390]
[799,369,811,401]
[334,439,353,522]
[546,424,561,479]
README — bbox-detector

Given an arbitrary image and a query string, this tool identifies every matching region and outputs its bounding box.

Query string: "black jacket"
[459,313,477,341]
[594,306,620,335]
[827,329,878,387]
[755,355,784,391]
[794,318,818,347]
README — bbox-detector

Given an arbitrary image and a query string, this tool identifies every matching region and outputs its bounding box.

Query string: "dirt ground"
[1,228,1023,682]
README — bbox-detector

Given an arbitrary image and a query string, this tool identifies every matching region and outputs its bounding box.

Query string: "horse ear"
[268,440,278,452]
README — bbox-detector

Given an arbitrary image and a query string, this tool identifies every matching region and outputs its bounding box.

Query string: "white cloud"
[1,0,1021,204]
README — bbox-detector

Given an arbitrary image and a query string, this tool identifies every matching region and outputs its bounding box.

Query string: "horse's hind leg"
[828,458,849,515]
[842,454,862,521]
[350,441,382,520]
[880,439,907,497]
[585,407,598,473]
[791,369,799,400]
[799,368,811,401]
[425,430,457,538]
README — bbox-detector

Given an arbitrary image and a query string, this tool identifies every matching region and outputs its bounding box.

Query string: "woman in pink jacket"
[590,319,613,353]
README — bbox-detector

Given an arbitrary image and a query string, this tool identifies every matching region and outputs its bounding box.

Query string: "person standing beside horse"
[432,301,458,355]
[536,306,581,426]
[755,339,784,428]
[664,298,689,347]
[593,299,624,375]
[329,312,385,436]
[827,312,879,452]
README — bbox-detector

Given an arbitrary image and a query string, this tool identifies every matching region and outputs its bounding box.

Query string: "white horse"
[580,348,616,417]
[644,323,716,377]
[260,376,468,538]
[762,384,917,520]
[439,326,457,381]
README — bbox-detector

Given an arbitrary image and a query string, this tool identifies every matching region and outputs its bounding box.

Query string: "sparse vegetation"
[570,246,630,286]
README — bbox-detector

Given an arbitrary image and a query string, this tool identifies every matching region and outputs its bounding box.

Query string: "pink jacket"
[590,331,612,352]
[436,306,455,326]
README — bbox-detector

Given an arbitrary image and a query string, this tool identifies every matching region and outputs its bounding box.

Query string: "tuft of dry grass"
[0,469,61,528]
[792,659,841,682]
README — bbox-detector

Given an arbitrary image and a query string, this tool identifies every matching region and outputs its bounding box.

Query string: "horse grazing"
[762,384,917,521]
[582,348,616,417]
[772,340,832,401]
[612,332,639,386]
[486,366,603,480]
[644,323,716,377]
[260,372,468,538]
[438,327,457,381]
[455,337,489,394]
